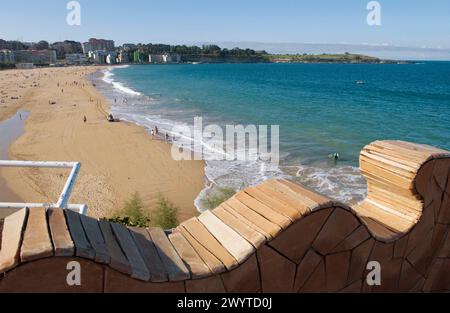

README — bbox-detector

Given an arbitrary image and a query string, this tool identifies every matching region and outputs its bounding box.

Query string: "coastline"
[0,66,205,221]
[100,64,369,207]
[93,66,219,212]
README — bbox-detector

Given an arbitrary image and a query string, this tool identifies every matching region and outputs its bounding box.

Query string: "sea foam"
[95,65,369,212]
[102,67,142,96]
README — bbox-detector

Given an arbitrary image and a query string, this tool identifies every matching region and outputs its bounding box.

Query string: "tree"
[35,40,49,50]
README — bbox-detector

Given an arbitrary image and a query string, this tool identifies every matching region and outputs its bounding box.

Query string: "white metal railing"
[0,160,88,215]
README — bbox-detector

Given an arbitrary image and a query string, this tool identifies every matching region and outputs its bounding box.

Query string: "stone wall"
[0,140,449,293]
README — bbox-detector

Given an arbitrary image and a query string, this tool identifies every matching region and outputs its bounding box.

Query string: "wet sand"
[0,110,27,204]
[0,67,205,221]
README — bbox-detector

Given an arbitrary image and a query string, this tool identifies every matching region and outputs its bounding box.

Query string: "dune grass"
[201,187,236,211]
[105,192,179,229]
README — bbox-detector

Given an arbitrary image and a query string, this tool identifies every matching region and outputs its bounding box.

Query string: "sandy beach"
[0,66,205,221]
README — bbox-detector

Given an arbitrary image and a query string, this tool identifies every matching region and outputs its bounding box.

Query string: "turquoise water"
[97,62,450,208]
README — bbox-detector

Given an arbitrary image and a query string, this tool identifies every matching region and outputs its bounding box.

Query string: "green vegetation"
[106,192,151,227]
[152,195,179,230]
[133,50,148,63]
[0,63,15,70]
[201,187,236,210]
[264,53,388,64]
[105,193,180,229]
[127,43,268,63]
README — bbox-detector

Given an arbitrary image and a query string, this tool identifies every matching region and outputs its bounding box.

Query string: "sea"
[93,62,450,211]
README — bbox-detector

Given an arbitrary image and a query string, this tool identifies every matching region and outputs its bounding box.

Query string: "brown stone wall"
[0,141,449,293]
[0,220,3,250]
[0,257,104,293]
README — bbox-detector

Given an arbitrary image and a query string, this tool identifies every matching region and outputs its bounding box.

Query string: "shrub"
[104,193,180,229]
[201,187,236,210]
[152,195,179,229]
[105,192,150,227]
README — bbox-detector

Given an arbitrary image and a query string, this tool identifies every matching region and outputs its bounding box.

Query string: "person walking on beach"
[165,133,169,143]
[83,116,87,123]
[151,128,155,140]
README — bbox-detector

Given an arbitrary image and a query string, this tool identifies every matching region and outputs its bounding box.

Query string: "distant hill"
[265,53,405,64]
[207,41,450,61]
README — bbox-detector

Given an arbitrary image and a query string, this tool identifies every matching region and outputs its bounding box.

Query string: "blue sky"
[1,0,450,57]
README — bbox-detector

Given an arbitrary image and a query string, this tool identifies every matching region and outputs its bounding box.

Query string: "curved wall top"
[0,140,449,293]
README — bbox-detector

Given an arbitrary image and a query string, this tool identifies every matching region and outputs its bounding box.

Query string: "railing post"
[56,162,81,209]
[0,160,88,215]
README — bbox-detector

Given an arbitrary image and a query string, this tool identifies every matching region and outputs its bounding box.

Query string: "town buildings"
[65,53,88,65]
[118,51,131,64]
[82,38,115,54]
[15,63,35,69]
[1,38,188,67]
[51,41,83,59]
[91,50,108,64]
[0,50,15,63]
[13,50,57,64]
[106,52,118,64]
[149,53,182,64]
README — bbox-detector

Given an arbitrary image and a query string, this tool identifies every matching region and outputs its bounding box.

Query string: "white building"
[106,52,118,64]
[92,51,108,64]
[149,53,181,64]
[82,38,115,54]
[165,53,181,63]
[0,50,15,63]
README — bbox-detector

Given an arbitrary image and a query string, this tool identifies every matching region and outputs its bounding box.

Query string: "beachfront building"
[82,38,115,54]
[149,53,182,64]
[13,50,57,64]
[51,41,83,59]
[15,63,35,69]
[65,53,88,65]
[0,50,15,63]
[118,51,131,64]
[167,53,181,63]
[91,50,108,64]
[149,54,164,63]
[106,52,118,64]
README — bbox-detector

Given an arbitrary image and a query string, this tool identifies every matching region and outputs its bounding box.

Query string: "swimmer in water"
[328,152,340,162]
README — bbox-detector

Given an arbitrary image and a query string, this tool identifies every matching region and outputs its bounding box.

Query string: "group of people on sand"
[82,113,117,124]
[81,115,176,144]
[151,126,176,144]
[113,97,128,104]
[151,126,159,139]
